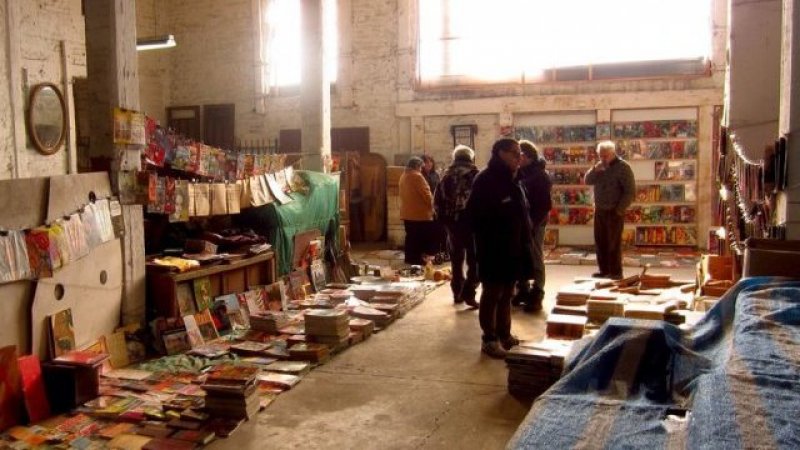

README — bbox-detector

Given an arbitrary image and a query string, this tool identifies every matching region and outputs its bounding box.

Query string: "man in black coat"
[465,138,534,359]
[513,140,552,312]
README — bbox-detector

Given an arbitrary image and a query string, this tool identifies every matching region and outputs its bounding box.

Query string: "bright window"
[266,0,338,87]
[418,0,712,83]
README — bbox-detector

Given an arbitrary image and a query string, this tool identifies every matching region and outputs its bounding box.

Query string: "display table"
[146,252,276,318]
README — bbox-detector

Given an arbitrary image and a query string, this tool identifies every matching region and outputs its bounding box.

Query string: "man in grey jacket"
[584,141,635,280]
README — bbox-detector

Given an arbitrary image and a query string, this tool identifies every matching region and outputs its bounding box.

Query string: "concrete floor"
[210,264,696,450]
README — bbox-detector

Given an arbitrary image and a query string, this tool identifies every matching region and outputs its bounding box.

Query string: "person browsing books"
[399,157,436,265]
[434,144,480,308]
[512,140,552,312]
[465,138,535,359]
[584,140,636,280]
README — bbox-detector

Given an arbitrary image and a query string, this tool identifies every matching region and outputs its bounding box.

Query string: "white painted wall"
[0,0,85,180]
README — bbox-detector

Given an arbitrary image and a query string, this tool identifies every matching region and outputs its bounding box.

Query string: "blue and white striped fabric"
[508,277,800,449]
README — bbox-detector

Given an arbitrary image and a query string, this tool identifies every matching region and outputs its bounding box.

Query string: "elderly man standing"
[584,140,636,280]
[466,138,534,359]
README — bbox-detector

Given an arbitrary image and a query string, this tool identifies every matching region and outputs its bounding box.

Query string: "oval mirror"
[26,83,66,155]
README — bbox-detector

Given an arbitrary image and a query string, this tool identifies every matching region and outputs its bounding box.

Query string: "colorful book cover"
[50,308,76,357]
[194,309,219,343]
[17,355,50,423]
[182,315,204,348]
[192,277,213,311]
[53,350,109,366]
[210,298,232,334]
[176,283,197,316]
[162,330,191,356]
[0,346,23,431]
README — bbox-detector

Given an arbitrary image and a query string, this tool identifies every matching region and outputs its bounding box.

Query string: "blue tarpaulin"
[508,277,800,449]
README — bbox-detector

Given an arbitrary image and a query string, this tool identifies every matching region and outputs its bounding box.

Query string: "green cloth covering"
[238,170,340,275]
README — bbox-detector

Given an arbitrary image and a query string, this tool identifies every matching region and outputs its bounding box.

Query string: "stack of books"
[288,343,330,364]
[545,314,587,340]
[639,273,672,289]
[249,312,289,334]
[505,340,572,399]
[202,365,259,420]
[586,299,626,324]
[303,309,351,352]
[349,318,374,339]
[555,287,592,306]
[350,306,391,328]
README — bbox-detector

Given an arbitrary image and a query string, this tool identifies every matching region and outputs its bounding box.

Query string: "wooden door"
[332,127,370,153]
[167,106,201,141]
[279,129,301,153]
[203,104,235,150]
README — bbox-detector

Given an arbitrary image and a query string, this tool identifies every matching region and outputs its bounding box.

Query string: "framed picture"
[451,124,477,149]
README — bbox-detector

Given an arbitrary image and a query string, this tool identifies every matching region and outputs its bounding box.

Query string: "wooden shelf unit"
[146,251,277,318]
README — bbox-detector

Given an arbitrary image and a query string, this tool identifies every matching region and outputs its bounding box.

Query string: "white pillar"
[85,0,146,326]
[300,0,331,171]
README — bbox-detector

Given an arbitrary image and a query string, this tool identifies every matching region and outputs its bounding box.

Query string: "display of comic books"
[192,277,213,311]
[634,226,698,246]
[515,125,596,143]
[612,120,698,139]
[551,187,593,206]
[625,206,696,224]
[548,207,594,225]
[550,168,585,185]
[654,161,696,180]
[616,139,698,160]
[542,146,597,164]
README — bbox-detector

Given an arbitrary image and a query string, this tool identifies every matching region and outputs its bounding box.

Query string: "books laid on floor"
[349,318,374,338]
[288,343,330,363]
[249,312,290,334]
[505,339,573,399]
[256,372,300,391]
[303,309,350,339]
[555,285,593,306]
[546,314,587,340]
[587,299,626,324]
[52,350,109,367]
[202,365,259,420]
[263,361,311,376]
[349,306,391,328]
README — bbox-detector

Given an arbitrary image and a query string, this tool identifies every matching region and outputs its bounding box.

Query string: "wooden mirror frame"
[26,82,67,155]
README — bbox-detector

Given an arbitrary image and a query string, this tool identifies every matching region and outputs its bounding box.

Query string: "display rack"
[613,118,699,246]
[516,121,598,246]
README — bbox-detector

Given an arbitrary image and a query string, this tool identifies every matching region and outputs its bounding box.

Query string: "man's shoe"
[481,341,507,359]
[592,272,608,278]
[453,298,464,305]
[608,273,623,280]
[500,335,520,350]
[464,298,479,309]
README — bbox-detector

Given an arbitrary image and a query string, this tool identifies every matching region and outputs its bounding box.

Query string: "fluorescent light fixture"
[136,34,176,51]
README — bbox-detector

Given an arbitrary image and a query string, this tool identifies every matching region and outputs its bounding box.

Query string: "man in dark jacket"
[585,140,636,280]
[513,140,552,312]
[465,138,534,359]
[434,145,480,308]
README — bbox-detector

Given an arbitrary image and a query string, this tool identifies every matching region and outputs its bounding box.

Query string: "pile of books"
[587,299,626,324]
[624,301,679,321]
[202,365,259,420]
[506,340,572,399]
[639,273,672,289]
[349,306,392,328]
[349,318,374,340]
[288,343,330,364]
[249,312,289,334]
[555,286,592,306]
[303,309,351,352]
[545,314,587,340]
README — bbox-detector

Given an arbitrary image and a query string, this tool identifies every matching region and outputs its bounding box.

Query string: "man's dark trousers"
[446,221,478,302]
[594,209,624,277]
[479,282,515,342]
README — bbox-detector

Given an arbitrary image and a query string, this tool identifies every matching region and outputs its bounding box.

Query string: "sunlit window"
[419,0,712,83]
[266,0,338,87]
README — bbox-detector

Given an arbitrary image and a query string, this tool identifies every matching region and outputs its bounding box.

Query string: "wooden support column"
[300,0,331,171]
[85,0,146,326]
[779,0,800,238]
